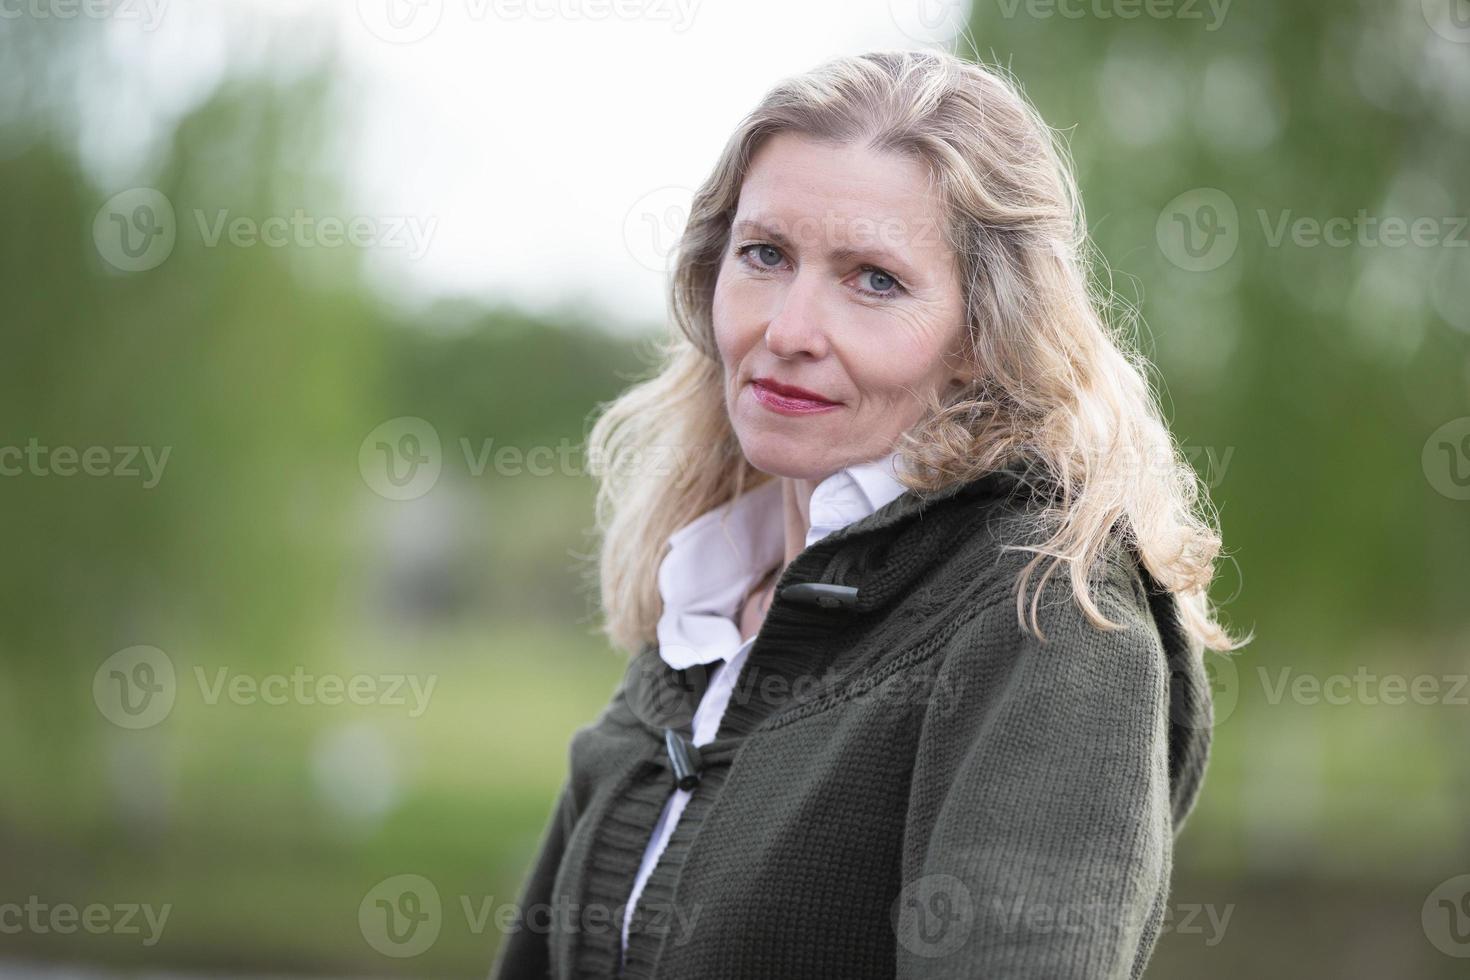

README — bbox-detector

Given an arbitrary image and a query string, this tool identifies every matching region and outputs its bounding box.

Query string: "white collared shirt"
[619,451,911,963]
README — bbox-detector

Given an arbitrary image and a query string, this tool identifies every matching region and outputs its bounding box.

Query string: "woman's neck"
[780,474,818,567]
[738,473,820,644]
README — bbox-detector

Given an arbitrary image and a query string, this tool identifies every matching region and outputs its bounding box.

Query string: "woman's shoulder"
[932,489,1215,831]
[936,470,1146,610]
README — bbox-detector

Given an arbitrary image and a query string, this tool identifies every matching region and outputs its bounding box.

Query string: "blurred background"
[1,0,1467,976]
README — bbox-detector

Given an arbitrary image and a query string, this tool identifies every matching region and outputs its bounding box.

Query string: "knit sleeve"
[487,777,577,980]
[896,571,1174,980]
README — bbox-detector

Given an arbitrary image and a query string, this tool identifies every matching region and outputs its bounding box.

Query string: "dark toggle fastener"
[779,583,860,610]
[663,727,703,791]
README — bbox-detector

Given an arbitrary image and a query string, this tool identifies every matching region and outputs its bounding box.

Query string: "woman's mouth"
[750,378,843,416]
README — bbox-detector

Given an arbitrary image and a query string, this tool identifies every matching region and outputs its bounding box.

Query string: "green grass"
[0,619,625,976]
[1,621,1464,976]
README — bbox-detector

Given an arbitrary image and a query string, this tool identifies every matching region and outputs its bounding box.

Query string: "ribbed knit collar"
[599,460,1215,980]
[654,451,912,670]
[625,464,1034,741]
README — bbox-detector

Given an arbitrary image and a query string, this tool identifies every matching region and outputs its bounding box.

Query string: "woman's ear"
[946,350,979,390]
[946,325,978,389]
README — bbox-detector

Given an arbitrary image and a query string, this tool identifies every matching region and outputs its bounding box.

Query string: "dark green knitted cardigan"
[489,465,1214,979]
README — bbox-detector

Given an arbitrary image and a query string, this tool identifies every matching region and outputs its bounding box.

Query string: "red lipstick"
[750,377,842,415]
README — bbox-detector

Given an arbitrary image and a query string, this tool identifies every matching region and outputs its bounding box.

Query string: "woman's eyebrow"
[731,218,920,278]
[731,218,791,247]
[828,244,916,279]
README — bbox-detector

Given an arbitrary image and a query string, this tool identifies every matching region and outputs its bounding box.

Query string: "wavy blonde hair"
[586,49,1244,657]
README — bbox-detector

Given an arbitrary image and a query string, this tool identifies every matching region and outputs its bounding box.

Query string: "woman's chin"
[735,433,839,481]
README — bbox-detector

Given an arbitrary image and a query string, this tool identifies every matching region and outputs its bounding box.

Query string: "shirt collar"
[805,450,913,550]
[655,451,911,670]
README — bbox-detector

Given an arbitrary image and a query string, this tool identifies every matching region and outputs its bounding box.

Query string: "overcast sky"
[65,0,972,335]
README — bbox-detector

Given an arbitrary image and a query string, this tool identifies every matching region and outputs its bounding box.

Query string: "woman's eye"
[857,267,901,296]
[732,245,782,271]
[736,245,902,298]
[737,243,784,268]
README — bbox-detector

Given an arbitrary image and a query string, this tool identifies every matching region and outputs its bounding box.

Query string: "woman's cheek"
[721,278,783,333]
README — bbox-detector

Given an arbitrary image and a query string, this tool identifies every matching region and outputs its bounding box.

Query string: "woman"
[490,49,1243,980]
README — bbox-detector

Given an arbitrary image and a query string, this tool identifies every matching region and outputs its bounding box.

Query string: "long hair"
[586,49,1244,656]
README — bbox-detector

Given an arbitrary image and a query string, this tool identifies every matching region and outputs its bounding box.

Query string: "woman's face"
[713,130,971,482]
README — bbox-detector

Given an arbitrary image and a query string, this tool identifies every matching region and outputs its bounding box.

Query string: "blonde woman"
[490,49,1242,980]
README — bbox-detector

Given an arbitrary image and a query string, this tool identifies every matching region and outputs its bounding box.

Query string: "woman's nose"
[763,270,831,359]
